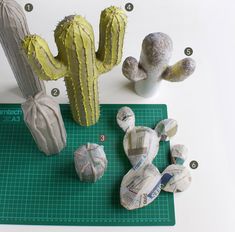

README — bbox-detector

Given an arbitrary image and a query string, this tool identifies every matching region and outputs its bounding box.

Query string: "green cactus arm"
[122,57,147,82]
[162,58,196,82]
[96,6,127,74]
[22,35,68,81]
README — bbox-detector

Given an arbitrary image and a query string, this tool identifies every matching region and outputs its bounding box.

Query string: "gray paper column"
[0,0,45,98]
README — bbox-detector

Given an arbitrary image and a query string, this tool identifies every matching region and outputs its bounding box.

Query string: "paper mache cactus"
[22,6,127,126]
[74,143,108,182]
[117,106,191,210]
[0,0,45,98]
[22,91,67,156]
[122,32,196,97]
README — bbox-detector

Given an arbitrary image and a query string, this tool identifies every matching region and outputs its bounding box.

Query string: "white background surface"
[0,0,235,231]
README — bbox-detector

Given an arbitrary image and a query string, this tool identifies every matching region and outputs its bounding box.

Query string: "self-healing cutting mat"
[0,104,175,226]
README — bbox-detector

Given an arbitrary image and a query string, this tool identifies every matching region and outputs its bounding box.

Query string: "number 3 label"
[100,135,106,142]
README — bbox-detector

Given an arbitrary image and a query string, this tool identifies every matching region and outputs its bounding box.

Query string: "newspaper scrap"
[171,144,188,165]
[155,119,178,141]
[161,164,192,193]
[74,143,108,183]
[117,106,135,132]
[123,126,160,169]
[120,164,162,210]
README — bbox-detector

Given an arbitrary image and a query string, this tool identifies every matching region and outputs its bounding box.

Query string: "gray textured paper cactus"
[0,0,45,98]
[122,32,196,97]
[22,92,67,156]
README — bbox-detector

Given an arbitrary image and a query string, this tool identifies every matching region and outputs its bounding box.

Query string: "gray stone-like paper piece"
[74,143,108,183]
[0,0,45,98]
[22,91,66,155]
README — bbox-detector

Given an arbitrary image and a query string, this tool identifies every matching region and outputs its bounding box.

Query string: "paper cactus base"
[0,104,175,226]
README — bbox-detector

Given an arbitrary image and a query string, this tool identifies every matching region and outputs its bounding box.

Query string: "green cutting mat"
[0,104,175,226]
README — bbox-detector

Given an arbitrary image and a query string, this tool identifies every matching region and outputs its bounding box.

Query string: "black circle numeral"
[190,161,198,170]
[24,3,33,12]
[184,47,193,56]
[51,88,60,97]
[125,3,134,12]
[100,135,106,142]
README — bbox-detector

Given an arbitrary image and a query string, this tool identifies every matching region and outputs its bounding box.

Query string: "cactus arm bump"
[22,35,68,81]
[162,58,196,82]
[122,57,147,82]
[96,6,127,74]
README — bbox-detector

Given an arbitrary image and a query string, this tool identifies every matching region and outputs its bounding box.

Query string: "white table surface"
[0,0,235,231]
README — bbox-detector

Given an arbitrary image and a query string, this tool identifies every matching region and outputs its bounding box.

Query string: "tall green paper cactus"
[23,6,127,126]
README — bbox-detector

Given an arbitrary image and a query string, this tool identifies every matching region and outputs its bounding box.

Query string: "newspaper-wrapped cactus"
[0,0,45,98]
[122,32,196,97]
[22,91,66,155]
[74,143,108,182]
[117,106,179,210]
[22,6,127,126]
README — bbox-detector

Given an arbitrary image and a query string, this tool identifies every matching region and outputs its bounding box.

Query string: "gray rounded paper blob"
[74,143,108,183]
